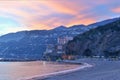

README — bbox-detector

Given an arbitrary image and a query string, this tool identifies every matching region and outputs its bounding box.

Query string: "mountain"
[0,17,119,60]
[88,17,120,28]
[69,24,86,29]
[52,25,67,31]
[66,18,120,58]
[0,26,88,60]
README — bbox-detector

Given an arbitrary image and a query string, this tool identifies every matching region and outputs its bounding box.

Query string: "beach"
[31,58,120,80]
[0,61,80,80]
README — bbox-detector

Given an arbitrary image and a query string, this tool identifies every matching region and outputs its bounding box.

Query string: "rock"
[66,19,120,58]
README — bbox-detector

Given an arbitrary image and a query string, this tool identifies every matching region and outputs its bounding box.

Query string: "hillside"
[0,17,119,60]
[0,25,87,60]
[66,19,120,58]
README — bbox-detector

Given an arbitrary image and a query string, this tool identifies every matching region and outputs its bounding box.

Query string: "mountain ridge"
[0,17,119,60]
[65,18,120,58]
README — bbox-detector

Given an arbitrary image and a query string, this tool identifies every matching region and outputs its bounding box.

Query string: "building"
[58,36,73,45]
[57,36,73,54]
[43,36,73,60]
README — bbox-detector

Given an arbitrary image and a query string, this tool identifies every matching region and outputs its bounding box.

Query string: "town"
[43,36,76,61]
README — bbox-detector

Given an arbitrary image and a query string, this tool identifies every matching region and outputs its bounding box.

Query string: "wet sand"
[22,61,85,80]
[0,61,80,80]
[32,58,120,80]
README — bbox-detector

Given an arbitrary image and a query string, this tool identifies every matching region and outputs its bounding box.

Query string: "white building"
[58,36,73,45]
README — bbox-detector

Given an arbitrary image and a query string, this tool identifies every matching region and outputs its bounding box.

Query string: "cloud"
[112,7,120,13]
[0,0,120,35]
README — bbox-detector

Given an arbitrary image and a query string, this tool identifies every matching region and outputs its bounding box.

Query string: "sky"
[0,0,120,35]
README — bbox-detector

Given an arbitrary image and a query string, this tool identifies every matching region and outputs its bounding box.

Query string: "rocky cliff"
[66,19,120,58]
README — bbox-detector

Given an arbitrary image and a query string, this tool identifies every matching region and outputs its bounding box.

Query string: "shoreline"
[23,61,92,80]
[40,58,120,80]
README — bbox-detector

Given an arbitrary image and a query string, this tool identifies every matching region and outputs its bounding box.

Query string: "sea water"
[0,61,79,80]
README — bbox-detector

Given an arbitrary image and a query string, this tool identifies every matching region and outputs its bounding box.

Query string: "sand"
[30,58,120,80]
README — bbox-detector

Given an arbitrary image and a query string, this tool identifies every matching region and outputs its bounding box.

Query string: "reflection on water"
[0,61,79,80]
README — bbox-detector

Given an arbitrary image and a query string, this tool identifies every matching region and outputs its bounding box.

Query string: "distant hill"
[88,17,120,28]
[0,17,119,60]
[66,18,120,58]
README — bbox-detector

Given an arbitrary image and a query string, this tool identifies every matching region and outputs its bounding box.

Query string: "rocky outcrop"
[66,19,120,58]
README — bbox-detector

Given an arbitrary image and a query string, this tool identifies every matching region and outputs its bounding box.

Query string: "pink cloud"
[112,7,120,13]
[0,0,119,33]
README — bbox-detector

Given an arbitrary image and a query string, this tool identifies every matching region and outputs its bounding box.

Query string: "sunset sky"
[0,0,120,35]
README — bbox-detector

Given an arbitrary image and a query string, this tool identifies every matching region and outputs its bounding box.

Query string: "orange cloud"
[0,0,119,35]
[37,1,88,15]
[67,17,96,27]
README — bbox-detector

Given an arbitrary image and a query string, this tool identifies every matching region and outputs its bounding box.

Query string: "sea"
[0,61,80,80]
